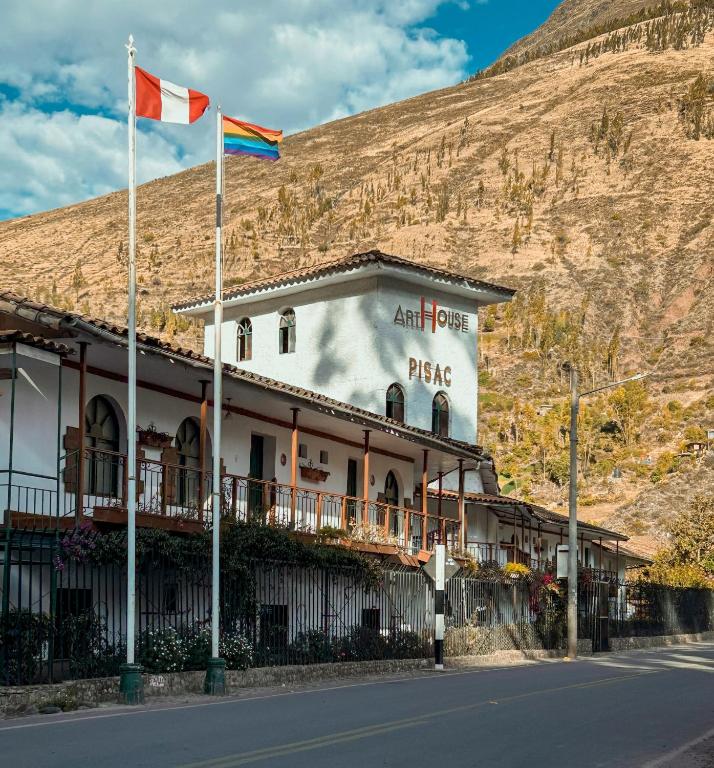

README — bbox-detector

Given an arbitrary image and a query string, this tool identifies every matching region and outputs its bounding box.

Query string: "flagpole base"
[119,663,144,705]
[204,657,227,695]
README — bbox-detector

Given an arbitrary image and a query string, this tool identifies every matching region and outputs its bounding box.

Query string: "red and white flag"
[135,66,209,124]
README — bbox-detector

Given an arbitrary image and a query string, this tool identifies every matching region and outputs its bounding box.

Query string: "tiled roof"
[0,291,484,461]
[173,249,516,311]
[601,542,653,564]
[0,330,74,356]
[427,487,628,540]
[526,503,627,540]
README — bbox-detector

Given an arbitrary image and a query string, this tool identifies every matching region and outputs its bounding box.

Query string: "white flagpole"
[120,33,142,704]
[206,105,225,693]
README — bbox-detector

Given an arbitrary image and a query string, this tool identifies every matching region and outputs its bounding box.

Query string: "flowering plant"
[54,522,97,571]
[504,562,531,579]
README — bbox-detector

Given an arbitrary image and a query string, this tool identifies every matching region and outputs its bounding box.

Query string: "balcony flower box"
[137,425,173,449]
[300,464,330,483]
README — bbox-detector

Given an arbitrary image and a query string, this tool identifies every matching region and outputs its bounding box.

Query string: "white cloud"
[0,0,471,218]
[0,100,185,216]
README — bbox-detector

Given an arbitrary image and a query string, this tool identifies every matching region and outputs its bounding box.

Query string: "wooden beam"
[421,449,428,549]
[291,408,299,528]
[76,342,88,523]
[198,379,209,521]
[61,359,416,464]
[362,430,370,525]
[458,459,465,553]
[437,471,443,518]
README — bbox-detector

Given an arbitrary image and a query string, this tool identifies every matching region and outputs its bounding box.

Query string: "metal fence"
[444,575,566,656]
[0,529,434,685]
[579,581,714,651]
[2,529,713,685]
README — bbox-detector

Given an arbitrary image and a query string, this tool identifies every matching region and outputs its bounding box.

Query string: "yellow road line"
[181,670,656,768]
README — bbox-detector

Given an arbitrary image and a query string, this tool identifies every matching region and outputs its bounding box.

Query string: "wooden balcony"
[3,449,461,557]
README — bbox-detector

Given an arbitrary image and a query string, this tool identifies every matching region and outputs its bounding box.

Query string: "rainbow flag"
[223,115,282,161]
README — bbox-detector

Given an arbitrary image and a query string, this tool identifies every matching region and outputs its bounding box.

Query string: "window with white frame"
[237,317,252,362]
[279,309,296,354]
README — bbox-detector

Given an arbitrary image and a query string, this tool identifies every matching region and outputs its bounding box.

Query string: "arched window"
[384,471,399,507]
[237,317,252,362]
[279,309,296,354]
[432,392,450,437]
[385,383,405,423]
[85,395,120,496]
[175,417,202,507]
[384,470,400,536]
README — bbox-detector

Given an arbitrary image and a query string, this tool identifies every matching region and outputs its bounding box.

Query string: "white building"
[0,251,642,575]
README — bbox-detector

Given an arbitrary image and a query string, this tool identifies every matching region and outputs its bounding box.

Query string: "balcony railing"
[3,449,460,555]
[466,542,540,570]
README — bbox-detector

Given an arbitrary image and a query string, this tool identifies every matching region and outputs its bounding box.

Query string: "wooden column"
[528,520,533,564]
[198,379,209,521]
[362,430,370,525]
[458,459,465,553]
[437,471,443,543]
[537,523,542,569]
[513,510,517,560]
[616,541,620,581]
[291,408,299,527]
[76,342,88,522]
[599,536,603,572]
[421,449,428,550]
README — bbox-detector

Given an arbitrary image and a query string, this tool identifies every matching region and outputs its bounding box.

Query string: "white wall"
[1,351,419,521]
[207,273,480,443]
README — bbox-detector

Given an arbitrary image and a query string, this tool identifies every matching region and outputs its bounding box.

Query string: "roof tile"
[173,249,515,310]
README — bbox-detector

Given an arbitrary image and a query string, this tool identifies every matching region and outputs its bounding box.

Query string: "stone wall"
[0,658,431,717]
[444,623,564,657]
[608,630,714,652]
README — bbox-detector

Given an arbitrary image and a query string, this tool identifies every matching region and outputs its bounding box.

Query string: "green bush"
[139,627,187,673]
[220,631,254,670]
[288,630,336,665]
[0,610,51,685]
[388,630,430,659]
[58,613,123,679]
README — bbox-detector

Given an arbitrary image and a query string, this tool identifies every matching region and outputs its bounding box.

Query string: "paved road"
[2,643,714,768]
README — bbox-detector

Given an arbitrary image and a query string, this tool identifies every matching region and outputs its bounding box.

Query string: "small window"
[386,383,405,423]
[298,443,308,459]
[237,318,252,362]
[319,450,328,465]
[432,392,450,437]
[279,309,296,354]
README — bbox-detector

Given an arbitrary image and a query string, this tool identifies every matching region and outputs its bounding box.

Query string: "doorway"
[248,434,265,518]
[346,458,358,526]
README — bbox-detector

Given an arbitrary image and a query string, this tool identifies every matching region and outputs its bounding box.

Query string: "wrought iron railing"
[2,455,460,554]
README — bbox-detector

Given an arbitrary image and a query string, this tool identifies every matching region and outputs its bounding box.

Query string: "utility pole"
[567,367,579,660]
[565,368,650,660]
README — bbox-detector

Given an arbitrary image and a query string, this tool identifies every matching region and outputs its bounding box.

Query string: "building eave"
[173,250,516,315]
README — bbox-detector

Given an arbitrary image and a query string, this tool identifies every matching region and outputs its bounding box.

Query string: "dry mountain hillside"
[1,0,713,553]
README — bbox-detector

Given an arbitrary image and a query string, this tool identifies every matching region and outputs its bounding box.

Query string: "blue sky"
[0,1,560,221]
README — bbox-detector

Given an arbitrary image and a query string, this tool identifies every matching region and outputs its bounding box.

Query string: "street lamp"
[566,369,650,660]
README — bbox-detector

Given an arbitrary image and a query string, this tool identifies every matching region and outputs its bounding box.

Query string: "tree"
[646,495,714,586]
[511,219,522,253]
[667,494,714,572]
[608,380,650,447]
